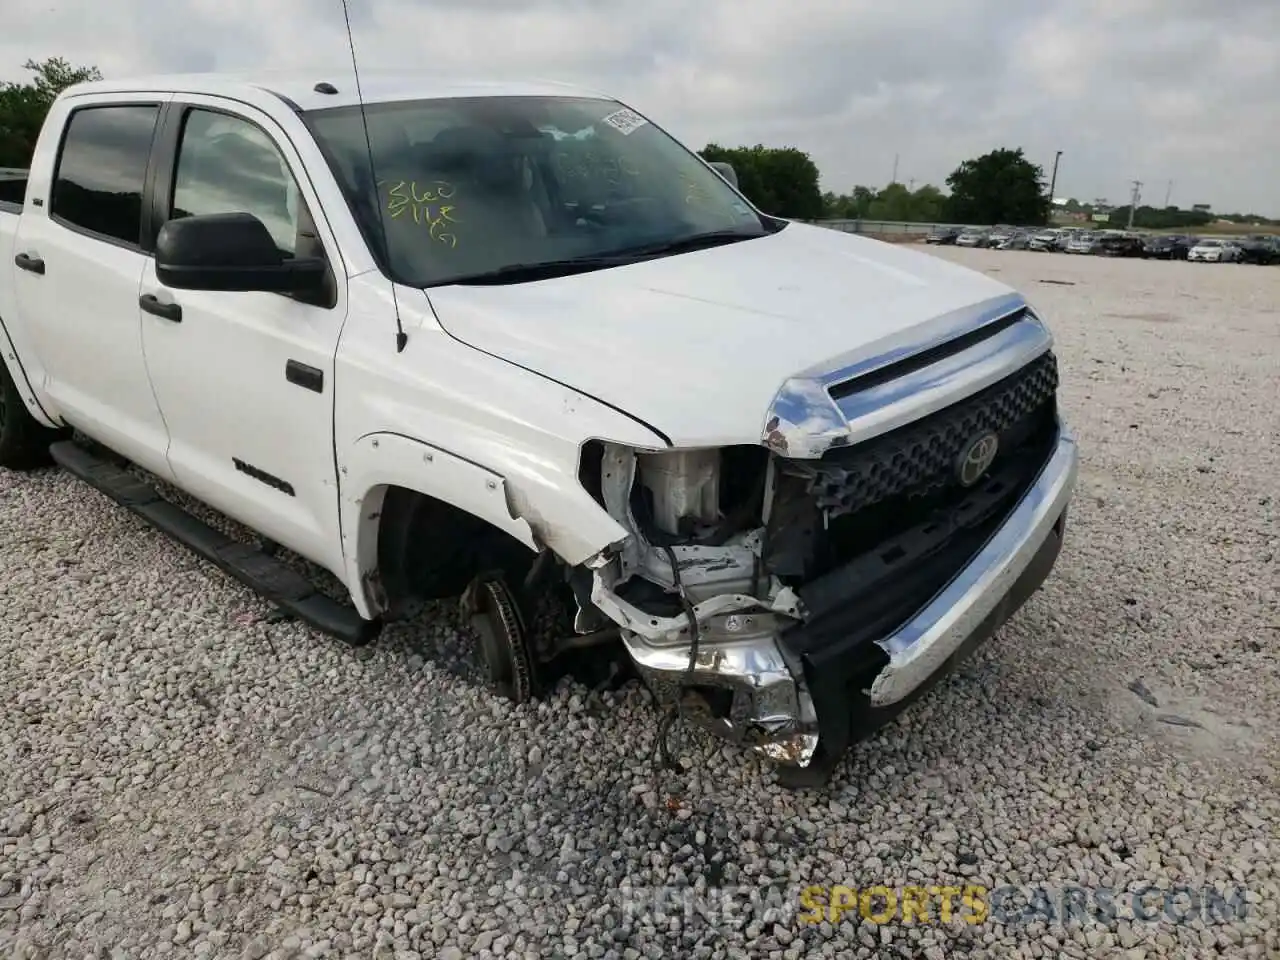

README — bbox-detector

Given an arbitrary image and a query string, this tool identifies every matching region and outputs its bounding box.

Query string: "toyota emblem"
[956,431,1000,487]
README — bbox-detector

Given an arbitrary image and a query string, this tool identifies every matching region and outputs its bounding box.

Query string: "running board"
[49,440,380,647]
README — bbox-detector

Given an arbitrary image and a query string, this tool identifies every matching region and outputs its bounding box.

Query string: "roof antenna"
[341,0,407,353]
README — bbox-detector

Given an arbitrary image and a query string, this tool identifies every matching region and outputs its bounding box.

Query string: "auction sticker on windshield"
[601,107,648,135]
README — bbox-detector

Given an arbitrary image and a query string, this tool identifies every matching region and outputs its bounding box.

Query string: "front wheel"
[0,360,63,471]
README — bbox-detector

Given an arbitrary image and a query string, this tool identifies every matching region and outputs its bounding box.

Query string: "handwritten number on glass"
[681,174,709,206]
[384,180,460,248]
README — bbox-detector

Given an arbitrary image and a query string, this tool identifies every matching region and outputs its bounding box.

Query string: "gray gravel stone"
[1,248,1277,959]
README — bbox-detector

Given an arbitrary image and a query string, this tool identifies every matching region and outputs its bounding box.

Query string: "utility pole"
[1047,150,1063,204]
[1127,180,1142,229]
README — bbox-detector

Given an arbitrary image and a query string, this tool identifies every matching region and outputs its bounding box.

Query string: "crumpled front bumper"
[620,424,1079,770]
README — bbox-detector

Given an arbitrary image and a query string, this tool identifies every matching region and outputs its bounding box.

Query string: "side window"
[171,109,305,257]
[51,104,159,245]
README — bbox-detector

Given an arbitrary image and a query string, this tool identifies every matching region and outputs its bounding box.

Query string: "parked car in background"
[998,231,1031,250]
[955,228,990,248]
[1235,236,1280,265]
[987,226,1016,247]
[925,226,961,245]
[1058,228,1088,249]
[1141,235,1194,260]
[1029,230,1063,252]
[1065,232,1101,255]
[1097,234,1145,258]
[1187,239,1239,262]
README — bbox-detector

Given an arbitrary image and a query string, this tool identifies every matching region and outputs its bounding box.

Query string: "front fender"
[339,431,539,617]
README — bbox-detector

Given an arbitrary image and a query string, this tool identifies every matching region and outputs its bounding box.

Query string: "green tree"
[850,185,876,218]
[0,57,103,168]
[699,143,824,220]
[944,147,1049,226]
[822,182,947,222]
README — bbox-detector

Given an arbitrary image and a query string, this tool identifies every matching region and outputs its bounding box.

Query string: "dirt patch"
[1105,676,1268,770]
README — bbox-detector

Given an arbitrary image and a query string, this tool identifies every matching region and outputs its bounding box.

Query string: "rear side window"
[50,104,159,246]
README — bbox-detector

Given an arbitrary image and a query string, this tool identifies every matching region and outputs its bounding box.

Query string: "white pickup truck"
[0,73,1078,786]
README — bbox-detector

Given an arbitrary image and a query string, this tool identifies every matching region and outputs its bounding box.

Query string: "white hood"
[422,222,1015,448]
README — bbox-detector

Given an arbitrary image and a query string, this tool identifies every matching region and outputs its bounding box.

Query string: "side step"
[49,440,381,647]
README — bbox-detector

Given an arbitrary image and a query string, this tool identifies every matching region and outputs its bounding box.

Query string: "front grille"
[763,350,1060,599]
[808,351,1058,518]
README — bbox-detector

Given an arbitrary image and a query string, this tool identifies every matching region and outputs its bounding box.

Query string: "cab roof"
[58,71,614,113]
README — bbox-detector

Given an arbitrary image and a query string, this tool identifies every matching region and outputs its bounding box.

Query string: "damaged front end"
[575,296,1076,780]
[580,442,820,767]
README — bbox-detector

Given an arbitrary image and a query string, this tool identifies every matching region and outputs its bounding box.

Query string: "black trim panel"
[285,359,324,392]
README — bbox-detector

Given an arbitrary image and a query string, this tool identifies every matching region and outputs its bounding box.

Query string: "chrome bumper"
[620,425,1079,767]
[867,425,1078,705]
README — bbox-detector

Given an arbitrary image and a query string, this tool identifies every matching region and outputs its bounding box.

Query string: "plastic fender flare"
[340,431,538,618]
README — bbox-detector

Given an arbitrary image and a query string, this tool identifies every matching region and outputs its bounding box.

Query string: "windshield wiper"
[444,230,768,287]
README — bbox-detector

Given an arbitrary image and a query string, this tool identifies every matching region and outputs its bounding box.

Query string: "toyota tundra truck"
[0,73,1078,786]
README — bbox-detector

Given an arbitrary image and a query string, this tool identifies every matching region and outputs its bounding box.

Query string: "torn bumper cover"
[590,426,1078,770]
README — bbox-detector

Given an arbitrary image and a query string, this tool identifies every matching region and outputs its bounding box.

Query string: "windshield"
[303,95,771,286]
[1199,239,1220,247]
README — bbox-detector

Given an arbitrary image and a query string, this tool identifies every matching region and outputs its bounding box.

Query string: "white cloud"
[3,0,1277,213]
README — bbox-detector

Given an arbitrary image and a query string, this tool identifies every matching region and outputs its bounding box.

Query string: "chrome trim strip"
[868,422,1079,706]
[804,291,1029,386]
[833,312,1054,446]
[761,292,1052,459]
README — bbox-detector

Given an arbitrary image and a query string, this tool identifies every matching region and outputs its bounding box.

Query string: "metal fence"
[807,219,961,237]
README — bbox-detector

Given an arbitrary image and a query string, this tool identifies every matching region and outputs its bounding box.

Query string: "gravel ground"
[2,247,1277,959]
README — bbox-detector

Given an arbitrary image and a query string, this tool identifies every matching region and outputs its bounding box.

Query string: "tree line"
[3,57,1274,228]
[701,143,1052,226]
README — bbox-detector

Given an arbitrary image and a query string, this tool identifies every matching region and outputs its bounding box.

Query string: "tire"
[0,359,61,470]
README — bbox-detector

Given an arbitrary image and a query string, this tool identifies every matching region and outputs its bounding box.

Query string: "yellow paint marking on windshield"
[384,180,460,247]
[681,174,709,206]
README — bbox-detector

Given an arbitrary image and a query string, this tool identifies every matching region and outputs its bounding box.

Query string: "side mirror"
[155,212,327,295]
[708,161,739,190]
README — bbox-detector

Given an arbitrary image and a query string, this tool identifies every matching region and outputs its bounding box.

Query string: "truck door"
[11,95,176,478]
[136,98,348,576]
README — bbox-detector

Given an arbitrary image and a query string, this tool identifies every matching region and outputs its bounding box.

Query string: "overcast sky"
[5,0,1277,215]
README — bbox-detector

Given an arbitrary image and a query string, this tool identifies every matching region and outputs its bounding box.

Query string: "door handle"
[139,294,182,323]
[14,253,45,275]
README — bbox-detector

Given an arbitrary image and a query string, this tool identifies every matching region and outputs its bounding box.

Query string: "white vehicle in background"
[1065,232,1101,255]
[954,228,990,248]
[0,72,1078,787]
[1187,239,1239,262]
[1028,230,1064,252]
